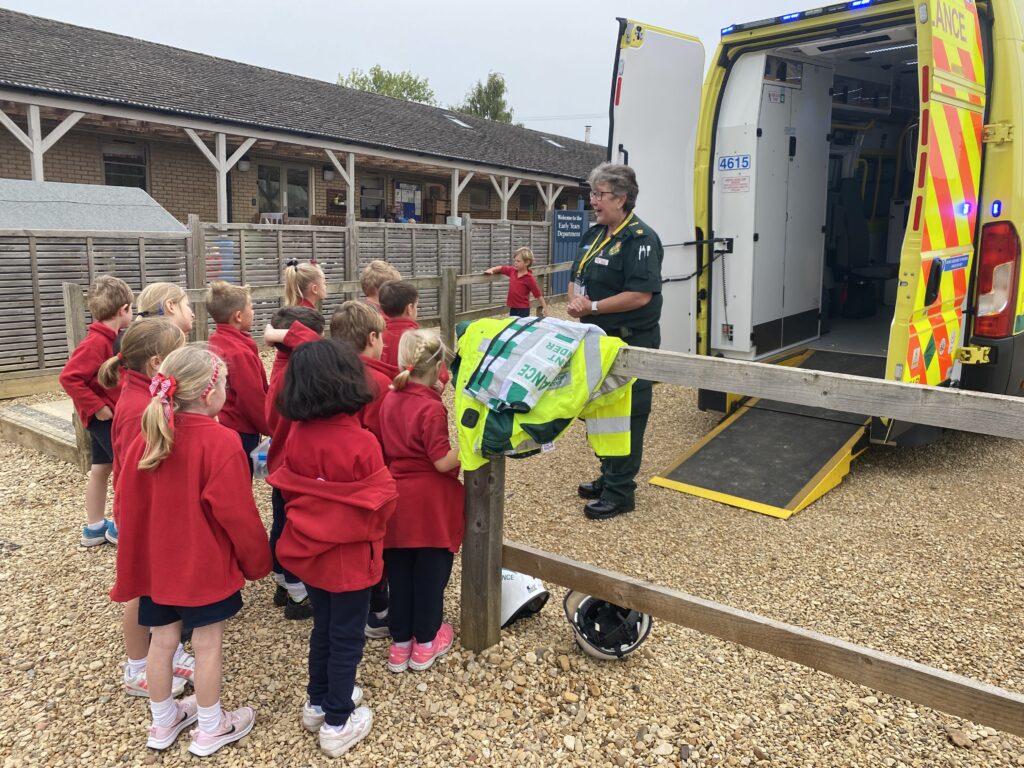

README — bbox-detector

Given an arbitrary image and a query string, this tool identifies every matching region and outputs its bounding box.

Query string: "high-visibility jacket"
[455,317,634,470]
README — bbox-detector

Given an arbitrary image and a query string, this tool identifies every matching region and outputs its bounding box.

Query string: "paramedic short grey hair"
[588,162,639,213]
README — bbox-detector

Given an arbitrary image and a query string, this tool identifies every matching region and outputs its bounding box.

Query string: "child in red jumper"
[269,340,397,759]
[284,259,327,309]
[329,300,398,639]
[483,246,548,318]
[378,280,450,389]
[207,282,269,472]
[111,345,271,757]
[261,306,324,620]
[98,319,188,699]
[59,275,134,547]
[378,329,464,673]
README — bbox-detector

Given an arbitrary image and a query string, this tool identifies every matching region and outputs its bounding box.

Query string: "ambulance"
[611,1,1024,516]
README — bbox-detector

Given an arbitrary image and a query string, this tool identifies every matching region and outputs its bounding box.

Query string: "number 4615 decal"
[718,154,751,171]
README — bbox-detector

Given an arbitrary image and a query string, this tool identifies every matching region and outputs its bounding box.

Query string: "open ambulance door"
[609,19,704,354]
[884,0,986,399]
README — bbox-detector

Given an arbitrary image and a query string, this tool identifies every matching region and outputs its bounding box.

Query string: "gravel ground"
[2,302,1023,767]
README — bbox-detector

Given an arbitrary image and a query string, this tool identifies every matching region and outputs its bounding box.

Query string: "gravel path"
[2,308,1022,767]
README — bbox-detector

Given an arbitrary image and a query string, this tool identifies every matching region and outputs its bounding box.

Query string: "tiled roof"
[0,9,606,182]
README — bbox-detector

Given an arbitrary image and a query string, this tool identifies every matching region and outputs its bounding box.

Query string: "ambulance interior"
[710,24,921,374]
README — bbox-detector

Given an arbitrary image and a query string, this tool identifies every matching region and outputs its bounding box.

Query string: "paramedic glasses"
[589,190,618,200]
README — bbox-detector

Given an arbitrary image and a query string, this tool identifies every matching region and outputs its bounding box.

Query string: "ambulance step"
[651,350,884,519]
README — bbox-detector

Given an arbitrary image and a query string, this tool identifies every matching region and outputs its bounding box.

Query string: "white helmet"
[500,569,550,628]
[563,590,653,661]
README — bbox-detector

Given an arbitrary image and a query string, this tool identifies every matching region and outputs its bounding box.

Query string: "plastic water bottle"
[251,437,271,479]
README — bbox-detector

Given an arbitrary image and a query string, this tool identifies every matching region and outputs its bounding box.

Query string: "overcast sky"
[4,0,804,143]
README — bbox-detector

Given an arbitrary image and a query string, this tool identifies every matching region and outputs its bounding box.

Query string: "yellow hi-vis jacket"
[455,317,635,471]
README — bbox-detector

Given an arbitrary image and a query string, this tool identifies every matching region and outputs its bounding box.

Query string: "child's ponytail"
[283,259,324,306]
[98,319,184,390]
[393,329,445,391]
[138,345,227,470]
[97,353,125,389]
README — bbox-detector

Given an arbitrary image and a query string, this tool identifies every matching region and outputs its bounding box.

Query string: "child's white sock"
[418,640,434,650]
[309,703,324,715]
[150,696,178,728]
[197,701,223,734]
[125,656,147,678]
[285,582,308,602]
[173,643,189,664]
[321,723,346,735]
[373,609,387,620]
[394,640,412,649]
[85,520,105,532]
[272,571,286,587]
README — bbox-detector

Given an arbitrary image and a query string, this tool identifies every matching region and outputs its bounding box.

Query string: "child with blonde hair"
[98,319,191,698]
[59,275,134,547]
[136,282,195,335]
[284,259,327,308]
[483,246,547,318]
[207,281,269,469]
[111,345,271,756]
[359,259,402,314]
[377,330,464,673]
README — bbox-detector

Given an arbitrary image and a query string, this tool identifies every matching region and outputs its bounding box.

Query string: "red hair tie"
[116,352,125,364]
[406,364,415,372]
[149,373,177,425]
[202,355,222,399]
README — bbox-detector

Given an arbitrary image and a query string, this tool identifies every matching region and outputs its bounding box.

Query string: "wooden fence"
[460,347,1024,739]
[3,215,557,396]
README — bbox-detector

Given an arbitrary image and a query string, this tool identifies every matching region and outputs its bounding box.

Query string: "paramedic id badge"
[574,279,585,295]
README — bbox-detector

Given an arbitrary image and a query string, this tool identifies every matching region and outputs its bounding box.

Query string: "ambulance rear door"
[885,0,986,388]
[609,18,704,354]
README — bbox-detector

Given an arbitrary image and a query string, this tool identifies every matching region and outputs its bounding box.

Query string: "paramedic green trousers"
[597,326,659,507]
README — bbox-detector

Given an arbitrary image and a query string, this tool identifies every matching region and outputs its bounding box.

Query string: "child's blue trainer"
[104,519,118,545]
[81,519,117,547]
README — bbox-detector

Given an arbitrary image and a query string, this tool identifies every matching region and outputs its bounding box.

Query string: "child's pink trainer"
[409,623,454,671]
[387,643,412,673]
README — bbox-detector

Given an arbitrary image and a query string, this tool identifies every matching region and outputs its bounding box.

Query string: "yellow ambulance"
[611,1,1023,516]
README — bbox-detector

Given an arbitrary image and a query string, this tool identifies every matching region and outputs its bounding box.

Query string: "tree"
[337,65,437,106]
[454,72,514,124]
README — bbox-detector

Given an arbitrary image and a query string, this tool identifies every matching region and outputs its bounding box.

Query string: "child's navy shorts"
[139,591,243,631]
[86,418,113,465]
[509,307,530,318]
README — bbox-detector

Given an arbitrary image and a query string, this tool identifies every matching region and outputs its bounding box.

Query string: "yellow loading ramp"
[651,350,886,519]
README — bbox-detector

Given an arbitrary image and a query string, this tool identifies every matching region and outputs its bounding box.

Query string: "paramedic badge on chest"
[609,242,622,256]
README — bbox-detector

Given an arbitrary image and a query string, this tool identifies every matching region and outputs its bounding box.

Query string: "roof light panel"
[722,0,898,36]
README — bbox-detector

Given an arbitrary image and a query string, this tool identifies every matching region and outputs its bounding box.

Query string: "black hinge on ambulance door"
[789,137,797,158]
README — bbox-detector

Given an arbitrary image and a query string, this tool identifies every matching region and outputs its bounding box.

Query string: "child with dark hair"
[260,306,324,619]
[268,340,397,758]
[378,281,449,389]
[208,282,269,473]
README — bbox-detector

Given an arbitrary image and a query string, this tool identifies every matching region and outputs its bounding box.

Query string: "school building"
[0,9,603,227]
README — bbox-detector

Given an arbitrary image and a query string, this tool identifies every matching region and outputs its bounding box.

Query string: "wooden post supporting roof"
[324,149,356,227]
[536,181,565,213]
[0,104,84,181]
[184,129,257,224]
[450,169,475,220]
[489,175,523,221]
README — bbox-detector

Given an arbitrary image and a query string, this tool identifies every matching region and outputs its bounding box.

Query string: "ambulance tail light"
[974,222,1020,338]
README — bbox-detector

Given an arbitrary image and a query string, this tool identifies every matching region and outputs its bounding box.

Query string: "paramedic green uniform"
[572,213,663,507]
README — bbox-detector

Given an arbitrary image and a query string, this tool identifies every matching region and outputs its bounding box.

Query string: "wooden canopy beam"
[185,129,257,224]
[0,105,85,180]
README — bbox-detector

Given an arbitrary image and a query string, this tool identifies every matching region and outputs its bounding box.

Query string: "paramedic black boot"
[584,498,634,520]
[577,480,603,500]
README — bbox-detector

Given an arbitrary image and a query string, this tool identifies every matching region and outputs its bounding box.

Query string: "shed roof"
[0,179,188,232]
[0,9,606,183]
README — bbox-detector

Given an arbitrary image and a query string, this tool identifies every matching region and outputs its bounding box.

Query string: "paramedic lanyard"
[576,212,634,283]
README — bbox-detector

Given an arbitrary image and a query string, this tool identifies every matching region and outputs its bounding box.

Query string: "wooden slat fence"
[459,348,1024,739]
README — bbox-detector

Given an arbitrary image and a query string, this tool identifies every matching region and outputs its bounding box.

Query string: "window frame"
[256,161,314,219]
[102,141,149,191]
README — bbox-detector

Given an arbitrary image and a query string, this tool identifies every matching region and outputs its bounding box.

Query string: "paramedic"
[567,162,663,521]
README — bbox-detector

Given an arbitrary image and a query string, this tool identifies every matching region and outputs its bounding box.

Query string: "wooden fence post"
[440,266,458,353]
[186,214,209,341]
[62,282,91,473]
[461,457,506,652]
[461,214,473,312]
[345,219,360,284]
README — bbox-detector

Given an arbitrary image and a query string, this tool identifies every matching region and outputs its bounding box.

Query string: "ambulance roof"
[721,0,907,36]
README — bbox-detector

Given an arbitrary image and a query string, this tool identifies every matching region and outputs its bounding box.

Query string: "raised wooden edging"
[460,344,1024,738]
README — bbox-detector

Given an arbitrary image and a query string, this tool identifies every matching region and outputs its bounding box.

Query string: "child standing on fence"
[59,275,134,547]
[378,330,464,673]
[329,300,398,639]
[111,345,271,756]
[99,318,193,698]
[359,260,402,315]
[207,282,269,471]
[136,283,195,335]
[261,307,324,620]
[268,340,397,758]
[483,246,547,318]
[379,281,450,390]
[284,259,327,309]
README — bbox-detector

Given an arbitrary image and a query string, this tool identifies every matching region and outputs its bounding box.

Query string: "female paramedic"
[567,162,664,521]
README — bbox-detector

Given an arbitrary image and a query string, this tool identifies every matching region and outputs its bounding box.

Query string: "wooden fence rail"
[460,345,1024,739]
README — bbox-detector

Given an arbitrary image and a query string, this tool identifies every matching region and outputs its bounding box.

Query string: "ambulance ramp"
[651,351,885,519]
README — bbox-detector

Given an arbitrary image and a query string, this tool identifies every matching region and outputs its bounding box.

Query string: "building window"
[361,174,385,219]
[469,186,490,210]
[519,188,537,214]
[103,142,147,190]
[258,163,311,218]
[394,181,422,220]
